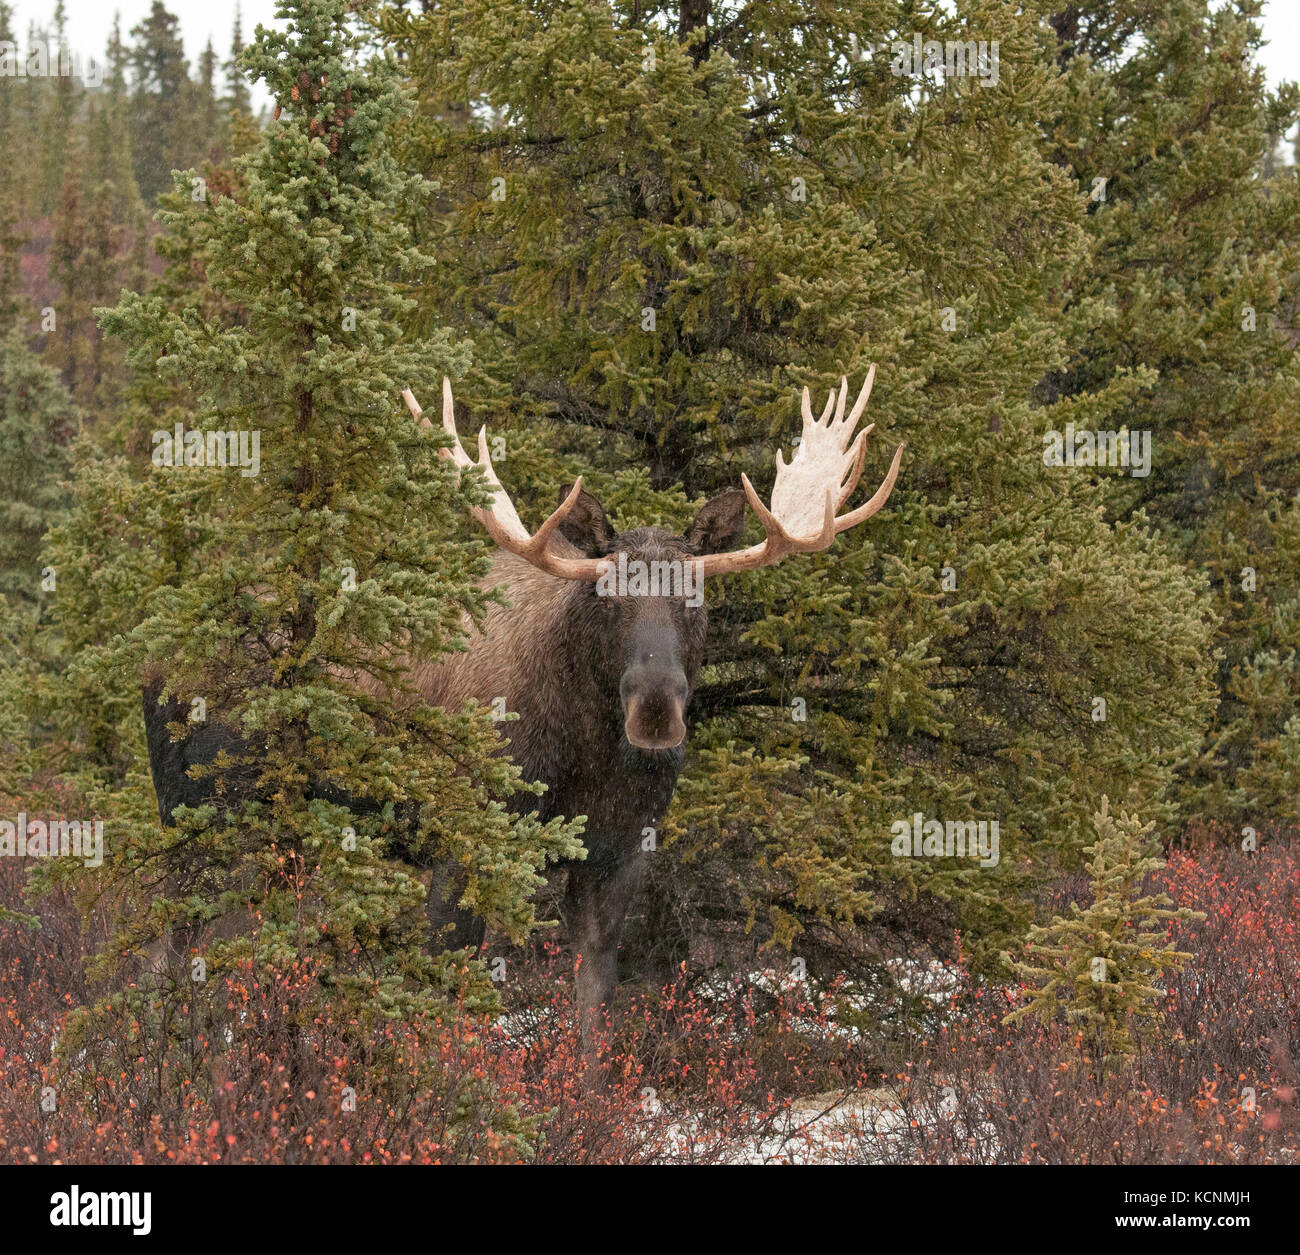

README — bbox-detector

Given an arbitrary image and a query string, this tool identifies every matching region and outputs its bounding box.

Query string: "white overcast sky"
[10,0,286,107]
[7,1,1300,98]
[10,1,286,68]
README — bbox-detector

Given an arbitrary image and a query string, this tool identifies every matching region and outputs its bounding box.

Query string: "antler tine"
[833,376,848,425]
[402,388,433,431]
[801,384,836,430]
[405,377,609,582]
[441,376,474,469]
[836,426,870,512]
[830,368,879,508]
[694,367,903,579]
[834,439,905,534]
[524,477,588,557]
[843,363,875,430]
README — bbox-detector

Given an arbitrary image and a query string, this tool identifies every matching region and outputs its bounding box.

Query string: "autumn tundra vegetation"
[0,0,1297,1167]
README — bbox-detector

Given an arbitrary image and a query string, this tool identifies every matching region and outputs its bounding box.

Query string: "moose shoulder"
[143,373,903,1046]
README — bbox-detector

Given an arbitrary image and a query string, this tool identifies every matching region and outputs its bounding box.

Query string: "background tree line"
[0,0,1295,1134]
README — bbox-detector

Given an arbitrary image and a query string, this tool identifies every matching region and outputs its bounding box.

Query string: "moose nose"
[621,667,689,750]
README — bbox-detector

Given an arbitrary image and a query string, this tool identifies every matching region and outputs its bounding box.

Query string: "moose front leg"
[564,852,644,1060]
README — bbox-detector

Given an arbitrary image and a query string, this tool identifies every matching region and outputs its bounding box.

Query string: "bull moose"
[143,371,903,1045]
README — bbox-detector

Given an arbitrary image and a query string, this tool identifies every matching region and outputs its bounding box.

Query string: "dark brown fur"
[412,487,746,1040]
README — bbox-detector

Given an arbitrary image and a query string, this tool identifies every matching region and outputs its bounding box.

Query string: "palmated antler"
[402,379,609,581]
[691,366,905,578]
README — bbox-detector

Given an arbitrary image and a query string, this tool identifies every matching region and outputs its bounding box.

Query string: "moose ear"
[684,489,748,554]
[555,483,616,555]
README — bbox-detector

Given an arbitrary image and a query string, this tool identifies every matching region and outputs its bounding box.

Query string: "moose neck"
[411,550,692,849]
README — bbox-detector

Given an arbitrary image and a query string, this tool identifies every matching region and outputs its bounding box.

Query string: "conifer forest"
[0,0,1298,1211]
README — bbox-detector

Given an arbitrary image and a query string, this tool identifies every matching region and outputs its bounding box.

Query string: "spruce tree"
[5,13,46,221]
[36,1,80,216]
[0,326,77,756]
[35,0,583,1131]
[223,4,253,121]
[1003,798,1200,1070]
[0,1,25,333]
[0,326,74,622]
[48,156,127,411]
[0,189,21,335]
[1047,0,1300,833]
[380,0,1218,991]
[196,38,220,158]
[85,15,145,222]
[128,1,193,203]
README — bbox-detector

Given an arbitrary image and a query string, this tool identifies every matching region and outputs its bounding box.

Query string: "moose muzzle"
[621,664,689,750]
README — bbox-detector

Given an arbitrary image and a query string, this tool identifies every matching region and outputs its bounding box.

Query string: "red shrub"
[2,838,1296,1164]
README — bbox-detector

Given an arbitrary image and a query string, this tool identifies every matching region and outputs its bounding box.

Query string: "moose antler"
[404,370,903,583]
[691,366,905,578]
[402,379,610,581]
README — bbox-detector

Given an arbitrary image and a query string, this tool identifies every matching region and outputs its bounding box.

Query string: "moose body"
[416,516,734,1026]
[142,373,902,1043]
[143,501,743,1035]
